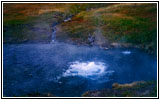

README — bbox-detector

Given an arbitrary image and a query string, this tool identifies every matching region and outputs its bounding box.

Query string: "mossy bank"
[57,3,157,55]
[3,3,157,55]
[82,81,157,97]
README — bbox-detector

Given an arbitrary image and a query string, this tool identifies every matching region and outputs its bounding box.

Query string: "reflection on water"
[122,51,131,55]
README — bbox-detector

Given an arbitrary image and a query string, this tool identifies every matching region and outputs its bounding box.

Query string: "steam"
[63,61,106,77]
[61,61,114,81]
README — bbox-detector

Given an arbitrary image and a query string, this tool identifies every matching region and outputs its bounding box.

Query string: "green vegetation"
[68,4,114,15]
[3,3,157,54]
[59,3,157,54]
[4,11,66,43]
[3,3,70,43]
[82,81,157,97]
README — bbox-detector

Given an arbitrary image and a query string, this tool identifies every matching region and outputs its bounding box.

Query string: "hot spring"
[3,42,157,97]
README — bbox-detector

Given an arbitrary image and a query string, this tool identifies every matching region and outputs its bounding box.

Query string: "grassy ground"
[82,81,157,97]
[3,4,157,53]
[3,3,71,43]
[3,3,113,43]
[58,3,157,54]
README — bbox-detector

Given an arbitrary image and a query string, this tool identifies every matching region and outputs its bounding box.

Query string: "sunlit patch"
[122,51,131,55]
[62,61,113,79]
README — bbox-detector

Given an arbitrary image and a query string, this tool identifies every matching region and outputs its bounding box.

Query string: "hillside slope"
[57,3,157,54]
[3,3,112,43]
[3,3,157,54]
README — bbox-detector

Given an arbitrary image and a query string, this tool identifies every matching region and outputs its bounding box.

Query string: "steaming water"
[3,17,157,97]
[62,61,110,78]
[3,43,157,97]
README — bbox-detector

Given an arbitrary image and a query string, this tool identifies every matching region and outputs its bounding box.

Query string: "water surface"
[3,43,157,97]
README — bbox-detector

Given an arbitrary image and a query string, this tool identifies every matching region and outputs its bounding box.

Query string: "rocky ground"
[82,81,157,97]
[12,81,156,97]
